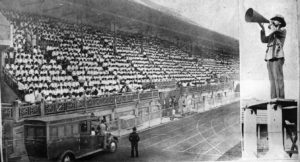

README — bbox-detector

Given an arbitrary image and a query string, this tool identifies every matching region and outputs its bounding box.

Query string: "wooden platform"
[242,99,298,160]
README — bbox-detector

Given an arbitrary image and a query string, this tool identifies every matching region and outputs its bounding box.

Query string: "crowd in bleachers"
[1,9,239,104]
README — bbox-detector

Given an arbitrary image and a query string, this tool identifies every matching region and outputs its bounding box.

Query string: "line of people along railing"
[2,66,234,119]
[2,82,234,121]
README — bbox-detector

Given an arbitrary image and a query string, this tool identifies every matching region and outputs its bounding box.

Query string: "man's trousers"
[131,143,138,157]
[267,58,285,99]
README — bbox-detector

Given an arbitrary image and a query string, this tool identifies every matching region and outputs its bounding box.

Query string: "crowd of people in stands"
[1,9,239,104]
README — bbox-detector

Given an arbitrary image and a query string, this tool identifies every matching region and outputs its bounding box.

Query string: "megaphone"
[245,8,270,23]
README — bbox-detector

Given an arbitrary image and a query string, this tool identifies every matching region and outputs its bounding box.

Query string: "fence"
[1,103,14,120]
[154,81,177,89]
[180,82,234,94]
[2,81,235,121]
[11,90,159,120]
[107,92,239,137]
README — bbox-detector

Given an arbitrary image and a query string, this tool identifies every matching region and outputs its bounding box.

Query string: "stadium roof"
[0,0,239,55]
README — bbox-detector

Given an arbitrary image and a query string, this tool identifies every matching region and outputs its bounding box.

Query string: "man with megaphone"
[258,15,286,99]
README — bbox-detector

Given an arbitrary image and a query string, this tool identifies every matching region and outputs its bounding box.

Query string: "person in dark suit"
[259,15,286,99]
[129,127,140,157]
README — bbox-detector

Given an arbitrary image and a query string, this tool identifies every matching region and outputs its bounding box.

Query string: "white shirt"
[25,92,35,103]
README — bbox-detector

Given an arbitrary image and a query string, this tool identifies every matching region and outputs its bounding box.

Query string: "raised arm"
[259,23,269,43]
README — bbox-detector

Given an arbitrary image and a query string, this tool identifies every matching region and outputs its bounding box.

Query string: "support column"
[111,109,115,123]
[196,95,199,112]
[243,108,257,159]
[257,124,261,140]
[134,101,139,127]
[148,100,153,127]
[112,97,118,122]
[203,95,208,111]
[13,100,20,121]
[148,106,151,128]
[40,100,45,117]
[117,117,121,137]
[265,103,286,158]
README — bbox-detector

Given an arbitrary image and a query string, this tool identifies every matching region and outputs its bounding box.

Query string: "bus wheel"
[109,141,117,153]
[59,153,75,162]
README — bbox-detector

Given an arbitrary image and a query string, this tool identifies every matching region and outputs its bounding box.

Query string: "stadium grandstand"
[0,0,240,162]
[0,6,238,103]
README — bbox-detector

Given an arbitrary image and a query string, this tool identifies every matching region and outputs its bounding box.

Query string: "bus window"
[73,124,78,134]
[80,121,88,133]
[58,126,64,138]
[65,125,72,136]
[50,127,58,140]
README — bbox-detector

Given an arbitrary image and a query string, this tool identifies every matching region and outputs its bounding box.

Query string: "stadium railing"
[109,90,239,137]
[13,90,159,120]
[1,103,14,120]
[2,79,236,122]
[153,81,177,89]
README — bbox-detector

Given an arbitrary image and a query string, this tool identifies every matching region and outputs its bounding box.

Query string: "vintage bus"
[22,113,118,162]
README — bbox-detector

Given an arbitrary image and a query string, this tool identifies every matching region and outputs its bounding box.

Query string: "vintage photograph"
[0,0,297,162]
[240,0,299,161]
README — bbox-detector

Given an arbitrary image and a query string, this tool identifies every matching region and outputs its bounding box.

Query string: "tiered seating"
[1,9,239,103]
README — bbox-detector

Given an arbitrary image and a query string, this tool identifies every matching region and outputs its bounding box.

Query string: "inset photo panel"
[240,0,299,161]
